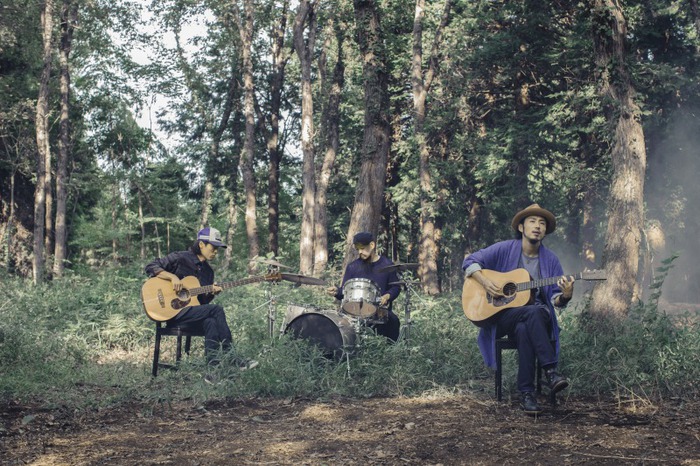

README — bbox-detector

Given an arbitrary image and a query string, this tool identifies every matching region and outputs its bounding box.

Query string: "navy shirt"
[336,255,401,310]
[144,250,216,304]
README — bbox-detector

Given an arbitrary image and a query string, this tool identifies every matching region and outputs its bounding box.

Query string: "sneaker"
[234,358,259,371]
[545,368,569,395]
[520,392,542,415]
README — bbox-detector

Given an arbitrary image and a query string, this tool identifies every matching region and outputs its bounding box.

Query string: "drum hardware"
[389,274,420,342]
[280,273,328,286]
[254,257,292,269]
[376,262,419,274]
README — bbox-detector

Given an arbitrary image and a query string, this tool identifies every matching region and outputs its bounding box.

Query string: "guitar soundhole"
[502,282,517,297]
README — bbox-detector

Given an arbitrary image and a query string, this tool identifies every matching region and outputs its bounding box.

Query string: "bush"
[0,259,697,411]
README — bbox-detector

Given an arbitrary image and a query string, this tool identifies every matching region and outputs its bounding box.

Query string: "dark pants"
[171,303,233,364]
[495,304,556,393]
[370,310,401,342]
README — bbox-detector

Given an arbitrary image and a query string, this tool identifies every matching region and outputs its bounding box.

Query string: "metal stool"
[152,322,205,377]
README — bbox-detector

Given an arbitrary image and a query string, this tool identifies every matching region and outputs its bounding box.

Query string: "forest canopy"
[1,0,700,315]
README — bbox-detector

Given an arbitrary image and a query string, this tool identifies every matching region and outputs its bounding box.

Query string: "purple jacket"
[462,239,564,369]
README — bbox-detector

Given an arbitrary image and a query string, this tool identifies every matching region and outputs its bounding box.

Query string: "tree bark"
[313,17,346,276]
[235,0,260,270]
[266,0,290,256]
[343,0,392,268]
[589,0,647,318]
[33,0,54,284]
[412,0,451,295]
[294,0,318,276]
[53,0,78,278]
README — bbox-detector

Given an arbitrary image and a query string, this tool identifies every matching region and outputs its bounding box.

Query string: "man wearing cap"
[145,227,257,376]
[327,232,402,341]
[462,204,574,414]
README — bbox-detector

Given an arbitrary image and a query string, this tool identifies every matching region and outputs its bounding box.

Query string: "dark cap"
[352,231,375,245]
[197,227,227,248]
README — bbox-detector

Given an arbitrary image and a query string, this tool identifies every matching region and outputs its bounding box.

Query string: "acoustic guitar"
[142,272,281,321]
[462,268,606,326]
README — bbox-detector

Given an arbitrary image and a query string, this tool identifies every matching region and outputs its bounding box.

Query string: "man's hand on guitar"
[211,284,223,295]
[557,275,574,299]
[472,270,505,298]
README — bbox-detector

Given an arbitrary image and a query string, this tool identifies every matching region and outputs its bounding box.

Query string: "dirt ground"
[2,390,699,466]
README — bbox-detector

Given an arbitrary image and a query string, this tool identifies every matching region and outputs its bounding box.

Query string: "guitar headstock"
[581,269,607,281]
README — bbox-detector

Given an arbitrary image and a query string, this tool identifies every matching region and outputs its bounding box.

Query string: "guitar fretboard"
[516,272,583,292]
[189,276,266,296]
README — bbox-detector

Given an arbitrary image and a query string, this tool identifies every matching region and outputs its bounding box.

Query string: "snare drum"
[284,306,356,360]
[341,278,380,318]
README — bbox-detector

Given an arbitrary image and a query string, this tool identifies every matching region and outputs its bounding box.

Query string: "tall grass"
[0,259,697,411]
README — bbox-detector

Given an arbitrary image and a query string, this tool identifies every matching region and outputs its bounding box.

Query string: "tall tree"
[313,13,346,275]
[53,0,78,278]
[343,0,392,267]
[264,0,291,256]
[412,0,451,294]
[589,0,647,317]
[294,0,318,276]
[235,0,260,269]
[33,0,54,284]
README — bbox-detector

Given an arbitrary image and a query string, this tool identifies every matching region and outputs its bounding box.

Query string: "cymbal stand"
[398,275,418,342]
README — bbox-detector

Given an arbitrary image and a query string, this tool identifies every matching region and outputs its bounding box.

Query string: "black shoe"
[545,368,569,394]
[520,392,541,415]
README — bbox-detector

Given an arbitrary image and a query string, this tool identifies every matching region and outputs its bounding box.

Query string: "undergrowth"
[0,257,697,412]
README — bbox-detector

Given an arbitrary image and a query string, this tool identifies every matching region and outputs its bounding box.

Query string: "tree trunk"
[53,0,77,278]
[266,0,290,256]
[111,180,118,265]
[33,0,54,285]
[222,189,239,269]
[6,171,16,273]
[138,190,146,261]
[314,17,345,276]
[236,0,260,271]
[200,180,213,229]
[343,0,392,268]
[294,0,318,276]
[412,0,451,295]
[201,72,238,231]
[589,0,647,318]
[688,0,700,53]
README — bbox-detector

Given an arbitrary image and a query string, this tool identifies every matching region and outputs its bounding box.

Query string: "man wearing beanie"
[327,232,402,341]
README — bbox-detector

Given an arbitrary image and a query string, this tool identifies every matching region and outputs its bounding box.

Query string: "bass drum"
[284,307,356,360]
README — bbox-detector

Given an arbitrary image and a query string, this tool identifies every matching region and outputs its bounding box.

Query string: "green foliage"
[1,263,698,411]
[561,255,699,401]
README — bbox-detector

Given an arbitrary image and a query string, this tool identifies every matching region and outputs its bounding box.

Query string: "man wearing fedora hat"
[145,227,258,379]
[462,204,574,414]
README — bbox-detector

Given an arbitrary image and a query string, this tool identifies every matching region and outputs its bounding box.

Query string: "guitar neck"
[189,276,265,296]
[517,272,583,292]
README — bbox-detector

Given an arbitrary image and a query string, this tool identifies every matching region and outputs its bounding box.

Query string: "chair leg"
[495,343,503,401]
[184,336,192,355]
[152,331,162,377]
[175,335,183,362]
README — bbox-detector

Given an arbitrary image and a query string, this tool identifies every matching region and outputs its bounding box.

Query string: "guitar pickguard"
[487,293,516,308]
